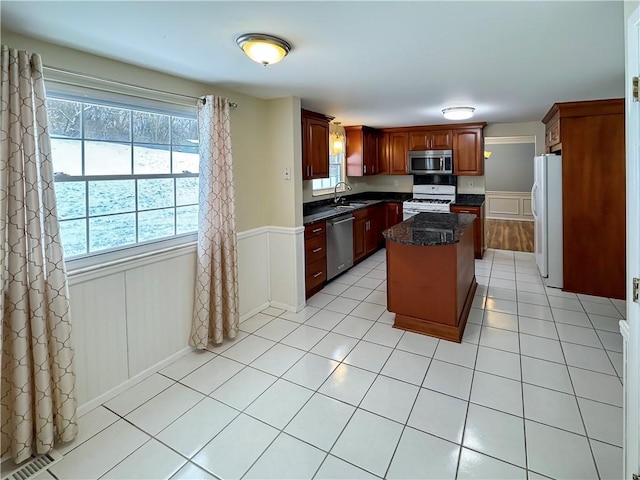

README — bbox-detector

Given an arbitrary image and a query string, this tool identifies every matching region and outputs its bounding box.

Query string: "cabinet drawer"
[305,235,326,265]
[450,206,479,216]
[306,258,327,290]
[305,221,326,239]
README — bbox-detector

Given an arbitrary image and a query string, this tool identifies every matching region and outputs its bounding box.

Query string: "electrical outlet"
[394,180,399,186]
[284,167,291,180]
[468,180,474,188]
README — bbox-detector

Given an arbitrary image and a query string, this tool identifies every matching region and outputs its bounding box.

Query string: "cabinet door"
[389,132,409,175]
[409,131,429,151]
[366,205,385,253]
[364,130,379,175]
[378,133,390,175]
[307,117,330,179]
[353,217,367,263]
[386,202,403,228]
[302,116,311,180]
[450,205,483,259]
[453,128,484,175]
[430,129,453,149]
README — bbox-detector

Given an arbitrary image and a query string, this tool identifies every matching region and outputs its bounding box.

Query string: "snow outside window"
[46,93,199,263]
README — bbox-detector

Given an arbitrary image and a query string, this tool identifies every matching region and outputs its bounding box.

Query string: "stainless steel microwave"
[407,150,453,174]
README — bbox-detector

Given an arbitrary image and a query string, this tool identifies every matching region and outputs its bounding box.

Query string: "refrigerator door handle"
[531,182,538,219]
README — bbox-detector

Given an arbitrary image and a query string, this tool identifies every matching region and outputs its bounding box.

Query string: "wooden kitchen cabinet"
[353,204,385,264]
[302,109,334,180]
[542,98,625,299]
[379,132,409,175]
[450,204,485,259]
[304,220,327,298]
[453,127,484,176]
[353,210,367,263]
[409,129,452,151]
[345,125,380,176]
[386,202,403,229]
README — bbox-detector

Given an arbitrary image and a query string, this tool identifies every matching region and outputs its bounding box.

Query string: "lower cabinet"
[354,205,385,264]
[304,221,327,298]
[386,202,403,229]
[450,204,485,259]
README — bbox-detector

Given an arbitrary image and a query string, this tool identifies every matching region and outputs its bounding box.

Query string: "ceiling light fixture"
[236,33,292,66]
[442,106,475,120]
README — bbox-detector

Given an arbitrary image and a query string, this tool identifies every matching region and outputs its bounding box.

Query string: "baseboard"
[77,345,193,417]
[240,301,270,322]
[486,215,534,222]
[269,300,306,313]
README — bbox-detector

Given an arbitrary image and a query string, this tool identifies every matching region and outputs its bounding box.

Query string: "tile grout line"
[546,280,603,480]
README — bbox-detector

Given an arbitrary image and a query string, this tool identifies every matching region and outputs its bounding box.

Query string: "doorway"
[484,136,535,252]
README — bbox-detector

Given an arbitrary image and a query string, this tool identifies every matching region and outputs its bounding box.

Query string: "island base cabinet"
[386,228,476,343]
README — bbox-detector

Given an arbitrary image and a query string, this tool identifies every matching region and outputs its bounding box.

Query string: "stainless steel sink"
[336,202,368,209]
[334,205,356,212]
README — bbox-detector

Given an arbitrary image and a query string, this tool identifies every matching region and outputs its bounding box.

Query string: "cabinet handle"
[312,228,322,233]
[364,165,367,174]
[313,271,323,278]
[312,247,322,253]
[372,165,375,174]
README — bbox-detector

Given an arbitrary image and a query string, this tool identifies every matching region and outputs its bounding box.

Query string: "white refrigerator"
[532,154,563,288]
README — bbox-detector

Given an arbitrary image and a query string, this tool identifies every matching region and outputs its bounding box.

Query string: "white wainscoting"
[486,191,534,221]
[68,225,304,413]
[268,226,306,312]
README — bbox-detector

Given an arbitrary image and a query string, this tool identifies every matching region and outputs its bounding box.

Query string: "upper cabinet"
[408,129,452,151]
[345,122,485,177]
[302,109,334,180]
[379,131,409,175]
[345,125,380,176]
[453,127,484,176]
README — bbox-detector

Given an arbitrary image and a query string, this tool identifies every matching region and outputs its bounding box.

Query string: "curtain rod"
[42,65,238,108]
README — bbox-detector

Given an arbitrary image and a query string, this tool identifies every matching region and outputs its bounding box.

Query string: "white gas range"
[403,184,456,220]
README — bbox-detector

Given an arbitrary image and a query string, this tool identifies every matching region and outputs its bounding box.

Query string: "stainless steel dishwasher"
[326,213,354,280]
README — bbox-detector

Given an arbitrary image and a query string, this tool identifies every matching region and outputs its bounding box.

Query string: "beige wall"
[265,97,303,227]
[2,31,271,232]
[484,121,546,156]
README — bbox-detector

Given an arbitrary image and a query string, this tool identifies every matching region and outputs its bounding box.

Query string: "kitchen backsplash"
[457,176,486,194]
[303,175,413,202]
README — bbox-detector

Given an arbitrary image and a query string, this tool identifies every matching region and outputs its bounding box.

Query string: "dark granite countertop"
[303,191,412,225]
[452,194,485,207]
[383,212,476,246]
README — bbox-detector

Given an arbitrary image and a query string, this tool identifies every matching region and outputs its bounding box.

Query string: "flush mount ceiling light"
[236,33,292,66]
[442,106,476,120]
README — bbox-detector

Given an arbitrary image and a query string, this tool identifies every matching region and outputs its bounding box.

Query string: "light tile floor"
[40,249,626,479]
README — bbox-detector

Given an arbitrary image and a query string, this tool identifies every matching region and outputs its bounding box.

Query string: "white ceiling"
[2,1,625,127]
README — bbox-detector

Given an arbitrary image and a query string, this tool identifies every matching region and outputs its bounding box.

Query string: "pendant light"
[236,33,292,66]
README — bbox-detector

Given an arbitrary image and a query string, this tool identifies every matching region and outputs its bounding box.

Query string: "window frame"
[45,81,201,271]
[311,151,347,196]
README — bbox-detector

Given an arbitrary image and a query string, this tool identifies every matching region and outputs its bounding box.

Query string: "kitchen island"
[383,212,477,343]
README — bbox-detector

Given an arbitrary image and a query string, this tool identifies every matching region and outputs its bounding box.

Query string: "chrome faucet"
[334,181,353,203]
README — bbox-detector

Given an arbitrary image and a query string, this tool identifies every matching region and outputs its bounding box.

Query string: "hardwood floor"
[485,219,534,252]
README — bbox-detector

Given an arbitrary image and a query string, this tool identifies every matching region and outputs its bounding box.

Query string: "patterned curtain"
[190,95,239,348]
[0,46,77,462]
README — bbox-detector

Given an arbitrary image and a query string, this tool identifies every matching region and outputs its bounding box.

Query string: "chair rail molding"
[485,190,533,221]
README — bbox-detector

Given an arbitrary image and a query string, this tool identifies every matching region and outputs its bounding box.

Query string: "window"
[311,151,346,195]
[46,91,199,261]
